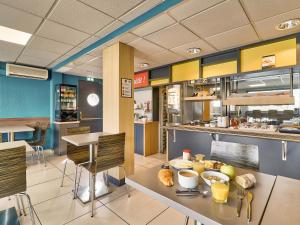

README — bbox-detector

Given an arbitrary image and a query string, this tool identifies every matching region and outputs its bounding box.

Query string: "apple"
[220,165,235,180]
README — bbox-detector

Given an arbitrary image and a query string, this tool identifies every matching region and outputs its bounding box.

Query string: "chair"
[26,122,41,144]
[60,126,90,199]
[0,145,40,225]
[210,140,259,170]
[81,133,130,217]
[30,126,48,167]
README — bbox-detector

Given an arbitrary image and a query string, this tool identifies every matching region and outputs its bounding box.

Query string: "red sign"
[134,71,149,88]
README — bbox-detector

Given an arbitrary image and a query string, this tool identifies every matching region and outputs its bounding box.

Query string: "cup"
[211,182,229,203]
[178,170,199,189]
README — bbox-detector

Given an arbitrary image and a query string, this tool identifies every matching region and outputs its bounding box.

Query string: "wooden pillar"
[103,42,134,183]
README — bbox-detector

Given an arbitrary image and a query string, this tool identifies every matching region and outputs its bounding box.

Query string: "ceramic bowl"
[178,169,199,189]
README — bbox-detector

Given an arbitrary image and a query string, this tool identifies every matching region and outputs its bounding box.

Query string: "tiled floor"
[0,152,193,225]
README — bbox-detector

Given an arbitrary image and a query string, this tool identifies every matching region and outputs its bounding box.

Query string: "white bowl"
[178,170,199,189]
[201,171,229,186]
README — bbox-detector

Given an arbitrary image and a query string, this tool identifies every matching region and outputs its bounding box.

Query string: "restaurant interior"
[0,0,300,225]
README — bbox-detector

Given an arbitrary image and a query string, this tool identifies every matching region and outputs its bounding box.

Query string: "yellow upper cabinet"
[202,60,237,78]
[172,60,200,82]
[241,38,297,72]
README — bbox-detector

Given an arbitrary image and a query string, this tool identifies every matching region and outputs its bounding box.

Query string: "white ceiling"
[0,0,299,78]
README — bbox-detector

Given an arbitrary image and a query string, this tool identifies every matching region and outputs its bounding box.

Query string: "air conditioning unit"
[6,63,48,80]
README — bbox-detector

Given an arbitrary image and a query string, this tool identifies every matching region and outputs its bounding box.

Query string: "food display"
[192,161,205,174]
[178,170,199,189]
[235,173,256,189]
[220,165,236,180]
[169,159,193,170]
[204,160,224,170]
[201,171,230,186]
[211,182,230,204]
[158,169,174,187]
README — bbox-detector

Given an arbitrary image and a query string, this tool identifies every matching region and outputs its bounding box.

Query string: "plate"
[201,171,229,186]
[169,159,193,170]
[204,160,224,171]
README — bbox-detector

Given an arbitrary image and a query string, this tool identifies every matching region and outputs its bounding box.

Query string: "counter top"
[54,121,80,125]
[134,120,157,125]
[163,125,300,142]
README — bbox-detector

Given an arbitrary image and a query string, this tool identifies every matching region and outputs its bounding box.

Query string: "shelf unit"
[184,95,219,101]
[223,95,295,106]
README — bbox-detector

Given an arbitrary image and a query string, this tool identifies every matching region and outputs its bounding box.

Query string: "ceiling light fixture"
[187,47,201,55]
[275,18,300,31]
[137,63,149,68]
[0,25,31,45]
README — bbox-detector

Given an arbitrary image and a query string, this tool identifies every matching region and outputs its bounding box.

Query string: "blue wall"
[0,62,102,149]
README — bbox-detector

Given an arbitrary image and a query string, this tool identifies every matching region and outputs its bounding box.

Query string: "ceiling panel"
[17,54,54,67]
[0,40,24,62]
[0,3,42,33]
[27,36,74,55]
[0,0,55,17]
[79,0,143,18]
[20,48,60,62]
[171,39,216,58]
[149,50,184,65]
[206,24,259,50]
[49,0,114,35]
[182,0,249,38]
[145,24,199,49]
[116,32,139,44]
[78,36,99,48]
[71,54,96,67]
[254,8,300,40]
[241,0,300,22]
[95,20,124,37]
[88,46,104,57]
[119,0,162,22]
[128,38,165,56]
[37,20,90,45]
[131,13,176,37]
[169,0,225,21]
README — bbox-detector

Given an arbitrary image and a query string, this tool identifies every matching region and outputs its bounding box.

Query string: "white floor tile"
[148,207,194,225]
[106,190,168,225]
[65,206,128,225]
[27,167,63,187]
[27,177,74,205]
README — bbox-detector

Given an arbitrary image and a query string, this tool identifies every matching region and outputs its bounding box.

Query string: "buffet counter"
[134,121,159,156]
[164,124,300,180]
[163,124,300,143]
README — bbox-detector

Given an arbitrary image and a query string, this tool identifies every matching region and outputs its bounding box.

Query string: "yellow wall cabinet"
[172,60,200,82]
[241,38,297,72]
[202,60,237,78]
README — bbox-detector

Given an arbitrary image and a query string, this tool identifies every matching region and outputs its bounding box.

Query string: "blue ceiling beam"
[52,0,182,71]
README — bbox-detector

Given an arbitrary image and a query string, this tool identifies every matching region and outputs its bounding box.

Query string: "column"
[103,42,134,184]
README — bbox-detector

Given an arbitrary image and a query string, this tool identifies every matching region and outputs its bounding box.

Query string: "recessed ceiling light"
[275,18,300,31]
[0,25,31,45]
[137,63,149,68]
[187,47,201,55]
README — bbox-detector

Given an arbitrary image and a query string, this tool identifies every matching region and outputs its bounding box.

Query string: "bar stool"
[30,126,48,167]
[60,126,90,199]
[0,145,41,225]
[81,132,130,217]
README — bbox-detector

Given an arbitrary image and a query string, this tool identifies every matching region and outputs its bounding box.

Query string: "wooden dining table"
[62,132,113,204]
[0,125,34,142]
[126,166,276,225]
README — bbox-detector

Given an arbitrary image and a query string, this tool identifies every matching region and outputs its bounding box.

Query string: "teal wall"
[0,62,102,149]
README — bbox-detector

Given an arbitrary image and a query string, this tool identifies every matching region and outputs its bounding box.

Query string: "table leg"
[76,143,111,204]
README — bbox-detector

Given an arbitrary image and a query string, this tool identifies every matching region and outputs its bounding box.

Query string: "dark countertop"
[163,125,300,143]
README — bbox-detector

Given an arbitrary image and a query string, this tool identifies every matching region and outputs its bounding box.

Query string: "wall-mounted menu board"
[241,37,296,72]
[172,60,199,82]
[202,60,237,78]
